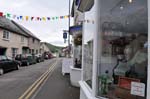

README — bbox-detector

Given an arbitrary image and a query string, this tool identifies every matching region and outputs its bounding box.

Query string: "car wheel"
[16,65,20,70]
[0,69,4,75]
[26,62,29,66]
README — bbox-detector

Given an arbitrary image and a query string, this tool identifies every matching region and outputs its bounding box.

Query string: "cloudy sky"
[0,0,73,47]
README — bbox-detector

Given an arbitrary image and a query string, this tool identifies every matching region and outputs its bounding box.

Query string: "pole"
[68,0,71,57]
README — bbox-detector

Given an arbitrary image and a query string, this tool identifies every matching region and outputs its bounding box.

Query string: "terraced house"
[0,17,29,58]
[12,21,41,55]
[0,17,41,58]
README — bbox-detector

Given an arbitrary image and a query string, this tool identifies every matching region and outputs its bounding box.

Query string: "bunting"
[0,11,94,24]
[0,11,70,21]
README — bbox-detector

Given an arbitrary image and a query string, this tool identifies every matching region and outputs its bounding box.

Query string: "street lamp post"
[63,0,71,58]
[68,0,71,57]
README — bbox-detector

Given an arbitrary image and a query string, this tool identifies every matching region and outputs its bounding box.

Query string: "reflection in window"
[98,0,148,98]
[83,16,95,88]
[74,33,82,68]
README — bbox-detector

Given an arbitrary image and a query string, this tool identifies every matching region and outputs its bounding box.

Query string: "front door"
[0,48,7,55]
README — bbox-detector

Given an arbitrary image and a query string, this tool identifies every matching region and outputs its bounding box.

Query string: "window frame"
[3,30,10,40]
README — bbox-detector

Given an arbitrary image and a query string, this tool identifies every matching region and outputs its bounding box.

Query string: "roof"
[12,20,40,41]
[0,17,29,37]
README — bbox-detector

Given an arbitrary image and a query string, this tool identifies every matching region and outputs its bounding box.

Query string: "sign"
[62,58,73,75]
[131,82,145,97]
[118,76,140,89]
[63,32,67,39]
[69,25,82,35]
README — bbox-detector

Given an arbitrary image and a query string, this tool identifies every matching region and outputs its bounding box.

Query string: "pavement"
[33,58,80,99]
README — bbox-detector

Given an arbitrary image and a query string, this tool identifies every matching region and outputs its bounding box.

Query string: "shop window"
[83,5,96,88]
[74,34,82,68]
[97,0,148,98]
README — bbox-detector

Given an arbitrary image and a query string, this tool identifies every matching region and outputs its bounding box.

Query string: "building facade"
[76,0,149,99]
[0,17,29,58]
[12,21,41,55]
[40,42,51,54]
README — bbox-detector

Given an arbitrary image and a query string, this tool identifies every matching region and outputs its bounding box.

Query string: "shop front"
[69,25,83,87]
[79,0,149,99]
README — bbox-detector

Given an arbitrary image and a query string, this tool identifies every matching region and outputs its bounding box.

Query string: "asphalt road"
[0,58,80,99]
[0,59,56,99]
[33,58,80,99]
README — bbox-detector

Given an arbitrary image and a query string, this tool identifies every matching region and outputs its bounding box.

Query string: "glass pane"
[83,4,96,88]
[97,0,148,98]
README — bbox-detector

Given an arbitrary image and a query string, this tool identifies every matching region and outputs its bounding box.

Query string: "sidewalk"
[33,59,80,99]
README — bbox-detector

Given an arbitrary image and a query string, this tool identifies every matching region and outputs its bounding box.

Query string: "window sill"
[2,38,10,41]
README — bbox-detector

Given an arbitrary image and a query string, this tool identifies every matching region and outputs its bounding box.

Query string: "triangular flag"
[13,15,16,19]
[64,15,68,18]
[92,20,94,24]
[0,12,3,17]
[17,17,20,20]
[60,16,63,19]
[20,16,23,20]
[87,20,90,23]
[56,17,59,19]
[31,17,34,20]
[26,16,29,21]
[7,13,11,18]
[42,17,46,21]
[37,17,40,21]
[47,17,50,20]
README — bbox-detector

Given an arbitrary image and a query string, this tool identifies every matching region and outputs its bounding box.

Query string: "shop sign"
[131,82,145,97]
[69,25,82,35]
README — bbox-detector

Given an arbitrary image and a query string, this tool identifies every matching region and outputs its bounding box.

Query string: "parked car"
[15,54,37,66]
[0,55,20,75]
[44,52,52,59]
[35,54,44,63]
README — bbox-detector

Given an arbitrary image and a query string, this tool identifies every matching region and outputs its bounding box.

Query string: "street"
[0,58,79,99]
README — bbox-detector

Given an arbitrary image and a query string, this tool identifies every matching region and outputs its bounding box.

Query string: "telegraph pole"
[68,0,71,57]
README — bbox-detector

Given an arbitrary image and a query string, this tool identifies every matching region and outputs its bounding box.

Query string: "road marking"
[18,60,58,99]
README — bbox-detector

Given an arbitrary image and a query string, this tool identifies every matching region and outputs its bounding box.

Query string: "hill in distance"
[45,43,64,53]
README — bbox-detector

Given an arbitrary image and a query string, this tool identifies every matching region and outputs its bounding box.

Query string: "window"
[3,30,10,39]
[32,49,34,54]
[32,38,35,43]
[36,50,38,54]
[29,49,31,54]
[83,4,96,88]
[21,36,24,42]
[97,0,148,98]
[74,32,82,68]
[11,48,18,58]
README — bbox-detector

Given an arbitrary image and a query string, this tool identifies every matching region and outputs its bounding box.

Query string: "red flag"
[0,12,3,17]
[37,17,40,21]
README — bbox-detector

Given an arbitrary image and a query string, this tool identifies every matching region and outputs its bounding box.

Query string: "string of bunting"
[0,11,94,24]
[78,20,95,24]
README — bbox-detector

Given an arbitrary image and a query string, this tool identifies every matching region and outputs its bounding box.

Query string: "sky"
[0,0,73,47]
